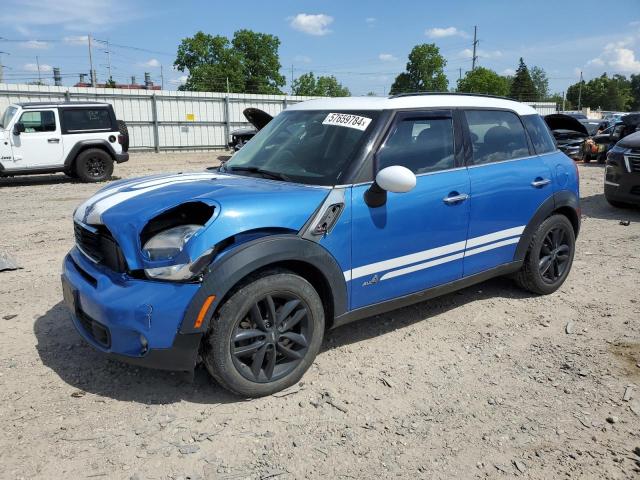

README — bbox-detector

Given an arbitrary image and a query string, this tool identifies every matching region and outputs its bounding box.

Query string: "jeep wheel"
[75,149,114,183]
[117,120,129,152]
[515,214,575,295]
[202,271,324,397]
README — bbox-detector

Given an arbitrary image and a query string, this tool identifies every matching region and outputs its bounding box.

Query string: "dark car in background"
[228,108,272,151]
[544,113,589,161]
[604,130,640,208]
[590,114,640,163]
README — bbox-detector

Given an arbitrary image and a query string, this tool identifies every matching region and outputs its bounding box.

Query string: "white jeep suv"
[0,102,129,182]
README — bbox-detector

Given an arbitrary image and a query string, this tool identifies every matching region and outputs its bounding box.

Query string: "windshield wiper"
[226,166,291,182]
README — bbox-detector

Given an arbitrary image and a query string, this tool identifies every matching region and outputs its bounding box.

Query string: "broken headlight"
[143,224,201,281]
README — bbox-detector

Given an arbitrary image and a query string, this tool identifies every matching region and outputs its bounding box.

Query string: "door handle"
[47,138,60,143]
[443,193,469,204]
[531,178,551,188]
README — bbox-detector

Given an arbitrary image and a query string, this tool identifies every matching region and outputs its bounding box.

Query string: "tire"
[605,195,631,208]
[202,271,325,397]
[74,148,114,183]
[64,169,78,178]
[583,155,591,164]
[117,120,129,152]
[515,214,575,295]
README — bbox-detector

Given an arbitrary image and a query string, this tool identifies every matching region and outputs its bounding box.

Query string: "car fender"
[64,139,117,167]
[514,190,580,262]
[179,234,348,334]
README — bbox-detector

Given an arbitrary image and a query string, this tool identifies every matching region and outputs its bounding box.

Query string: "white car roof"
[287,94,538,116]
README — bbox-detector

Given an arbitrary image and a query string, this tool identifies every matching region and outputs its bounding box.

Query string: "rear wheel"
[74,148,114,183]
[515,214,575,295]
[202,271,324,397]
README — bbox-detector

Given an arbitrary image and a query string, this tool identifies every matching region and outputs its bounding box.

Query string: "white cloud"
[425,27,469,39]
[365,17,376,26]
[501,68,516,76]
[141,58,161,68]
[0,0,136,30]
[169,75,188,86]
[378,53,397,62]
[457,48,503,59]
[23,63,53,73]
[587,39,640,73]
[294,54,312,64]
[20,40,49,49]
[64,35,89,46]
[289,13,334,36]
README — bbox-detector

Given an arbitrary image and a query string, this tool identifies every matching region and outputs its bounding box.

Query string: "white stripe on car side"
[345,225,525,282]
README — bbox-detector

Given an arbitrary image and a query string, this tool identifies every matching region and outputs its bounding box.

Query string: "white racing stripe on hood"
[75,172,220,224]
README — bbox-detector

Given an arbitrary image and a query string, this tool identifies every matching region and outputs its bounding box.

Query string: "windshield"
[0,106,18,129]
[223,110,380,185]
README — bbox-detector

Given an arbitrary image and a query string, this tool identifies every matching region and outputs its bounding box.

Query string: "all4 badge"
[362,274,379,286]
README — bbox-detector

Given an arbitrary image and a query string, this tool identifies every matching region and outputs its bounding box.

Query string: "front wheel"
[515,214,575,295]
[202,271,325,397]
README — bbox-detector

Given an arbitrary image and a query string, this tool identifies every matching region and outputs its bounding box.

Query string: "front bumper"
[115,152,129,163]
[604,162,640,205]
[61,248,202,371]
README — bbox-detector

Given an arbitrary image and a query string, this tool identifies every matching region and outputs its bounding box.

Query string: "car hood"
[243,108,273,131]
[618,130,640,148]
[73,172,329,270]
[544,114,589,135]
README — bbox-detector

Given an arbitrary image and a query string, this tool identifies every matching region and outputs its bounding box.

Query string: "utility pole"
[0,51,9,84]
[291,64,294,94]
[577,71,583,111]
[459,68,462,80]
[36,55,42,83]
[88,34,96,86]
[226,76,230,94]
[471,25,479,70]
[562,90,566,111]
[160,64,164,90]
[106,39,112,81]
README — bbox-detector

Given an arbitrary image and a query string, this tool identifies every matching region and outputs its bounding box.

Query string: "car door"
[10,109,64,168]
[462,109,554,277]
[349,110,470,310]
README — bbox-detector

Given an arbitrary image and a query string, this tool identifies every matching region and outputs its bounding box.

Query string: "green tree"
[292,72,350,97]
[566,73,633,111]
[509,58,537,101]
[389,43,448,94]
[631,74,640,110]
[456,67,510,96]
[530,66,549,100]
[174,30,285,94]
[104,77,117,88]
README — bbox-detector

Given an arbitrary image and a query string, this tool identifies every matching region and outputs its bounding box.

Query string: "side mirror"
[13,122,25,136]
[364,165,416,208]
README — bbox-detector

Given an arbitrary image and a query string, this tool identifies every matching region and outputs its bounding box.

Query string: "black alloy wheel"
[538,226,571,284]
[231,293,310,383]
[86,155,107,178]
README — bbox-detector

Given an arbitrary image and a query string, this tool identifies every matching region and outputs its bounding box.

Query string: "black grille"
[74,222,128,273]
[77,309,111,348]
[627,155,640,173]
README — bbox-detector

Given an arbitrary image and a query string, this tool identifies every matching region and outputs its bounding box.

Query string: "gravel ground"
[1,152,639,480]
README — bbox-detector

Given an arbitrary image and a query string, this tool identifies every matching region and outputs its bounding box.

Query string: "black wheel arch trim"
[179,234,348,334]
[64,139,117,168]
[514,190,580,262]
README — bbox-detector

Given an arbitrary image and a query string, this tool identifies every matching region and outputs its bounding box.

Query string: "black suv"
[605,131,640,207]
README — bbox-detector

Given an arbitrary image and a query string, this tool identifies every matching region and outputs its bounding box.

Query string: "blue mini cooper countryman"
[61,94,580,397]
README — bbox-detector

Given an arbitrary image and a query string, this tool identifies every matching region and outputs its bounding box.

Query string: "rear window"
[465,110,530,165]
[62,108,113,132]
[521,114,557,154]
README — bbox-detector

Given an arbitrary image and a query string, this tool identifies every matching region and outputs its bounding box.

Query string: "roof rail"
[389,92,513,101]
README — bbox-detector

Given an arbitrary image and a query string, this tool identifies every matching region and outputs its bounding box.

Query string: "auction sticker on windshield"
[322,113,372,131]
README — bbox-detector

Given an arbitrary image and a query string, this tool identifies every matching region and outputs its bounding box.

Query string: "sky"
[0,0,639,96]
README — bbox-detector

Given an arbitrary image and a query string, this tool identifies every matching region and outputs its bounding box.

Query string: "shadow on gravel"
[580,192,640,221]
[34,302,239,405]
[323,276,536,352]
[0,174,121,188]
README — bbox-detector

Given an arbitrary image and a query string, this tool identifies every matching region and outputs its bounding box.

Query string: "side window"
[62,109,112,132]
[19,111,56,133]
[521,114,557,154]
[465,110,530,165]
[377,116,455,174]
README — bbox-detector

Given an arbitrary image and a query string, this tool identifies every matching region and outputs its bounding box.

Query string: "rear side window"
[465,110,530,165]
[377,116,455,174]
[521,114,557,154]
[19,110,56,133]
[62,108,113,132]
